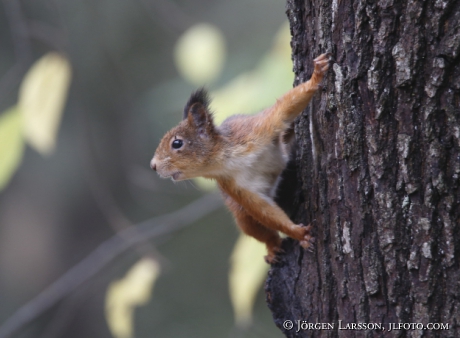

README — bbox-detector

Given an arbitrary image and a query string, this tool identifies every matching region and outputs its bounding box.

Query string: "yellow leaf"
[18,52,72,155]
[229,234,269,329]
[0,107,24,191]
[174,23,226,85]
[105,258,160,338]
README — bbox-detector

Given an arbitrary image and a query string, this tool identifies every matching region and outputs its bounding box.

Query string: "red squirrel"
[150,53,330,263]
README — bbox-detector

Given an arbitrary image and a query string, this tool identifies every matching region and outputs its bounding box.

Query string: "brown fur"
[151,54,329,263]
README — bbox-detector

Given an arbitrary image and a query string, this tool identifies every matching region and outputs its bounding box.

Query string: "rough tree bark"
[266,0,460,337]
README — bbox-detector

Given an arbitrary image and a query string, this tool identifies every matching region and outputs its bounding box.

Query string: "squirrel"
[150,53,330,263]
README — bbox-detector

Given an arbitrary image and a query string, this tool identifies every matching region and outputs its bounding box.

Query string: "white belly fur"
[225,142,288,198]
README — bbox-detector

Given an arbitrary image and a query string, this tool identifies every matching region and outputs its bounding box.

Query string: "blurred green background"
[0,0,292,337]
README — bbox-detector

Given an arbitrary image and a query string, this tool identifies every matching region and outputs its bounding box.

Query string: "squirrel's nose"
[150,158,157,171]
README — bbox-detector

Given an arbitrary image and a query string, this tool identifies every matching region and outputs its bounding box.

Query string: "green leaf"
[105,258,160,338]
[18,52,72,155]
[229,234,269,329]
[0,106,24,191]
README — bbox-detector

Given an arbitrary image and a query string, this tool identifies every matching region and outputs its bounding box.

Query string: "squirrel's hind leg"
[225,196,283,263]
[236,211,283,264]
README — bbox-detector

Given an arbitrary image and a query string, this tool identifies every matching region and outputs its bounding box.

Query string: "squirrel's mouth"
[156,170,183,181]
[171,172,183,181]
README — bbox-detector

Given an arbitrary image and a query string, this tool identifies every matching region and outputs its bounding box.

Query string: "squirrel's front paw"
[313,54,330,76]
[297,224,315,251]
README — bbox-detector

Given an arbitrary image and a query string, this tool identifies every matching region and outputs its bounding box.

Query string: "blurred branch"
[0,192,223,338]
[38,290,87,338]
[79,103,158,259]
[84,160,165,258]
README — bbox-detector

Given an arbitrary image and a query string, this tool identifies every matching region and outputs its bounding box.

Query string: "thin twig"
[37,288,87,338]
[78,101,160,260]
[0,192,223,338]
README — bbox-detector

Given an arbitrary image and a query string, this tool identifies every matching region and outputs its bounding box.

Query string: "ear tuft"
[183,88,210,120]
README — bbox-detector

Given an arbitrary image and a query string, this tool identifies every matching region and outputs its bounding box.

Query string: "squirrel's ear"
[183,88,210,120]
[184,88,215,137]
[187,102,213,135]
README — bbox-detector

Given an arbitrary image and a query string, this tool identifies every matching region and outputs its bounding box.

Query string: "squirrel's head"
[150,89,222,181]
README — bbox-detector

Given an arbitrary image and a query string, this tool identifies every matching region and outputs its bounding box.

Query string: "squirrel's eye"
[172,139,183,149]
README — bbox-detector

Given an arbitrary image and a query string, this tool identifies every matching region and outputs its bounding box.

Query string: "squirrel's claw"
[298,223,315,251]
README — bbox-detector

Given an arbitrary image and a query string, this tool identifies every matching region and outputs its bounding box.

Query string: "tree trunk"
[266,0,460,337]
